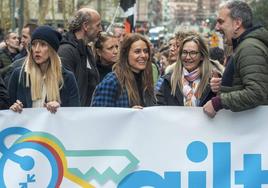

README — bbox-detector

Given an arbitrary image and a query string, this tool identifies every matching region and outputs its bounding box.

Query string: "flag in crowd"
[120,0,136,33]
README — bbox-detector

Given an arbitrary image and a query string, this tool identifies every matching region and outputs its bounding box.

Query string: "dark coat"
[4,57,25,85]
[58,32,100,106]
[91,72,156,107]
[0,47,18,77]
[8,67,80,108]
[96,59,113,82]
[0,76,9,109]
[13,48,27,62]
[156,73,215,106]
[220,26,268,111]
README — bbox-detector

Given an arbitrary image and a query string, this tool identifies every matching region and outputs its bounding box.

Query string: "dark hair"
[160,49,169,59]
[24,23,39,36]
[209,47,225,65]
[224,0,253,29]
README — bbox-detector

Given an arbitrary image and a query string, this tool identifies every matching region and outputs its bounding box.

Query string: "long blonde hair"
[113,33,154,106]
[171,35,223,98]
[22,42,63,102]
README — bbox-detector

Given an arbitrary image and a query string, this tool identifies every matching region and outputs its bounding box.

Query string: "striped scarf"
[182,68,201,106]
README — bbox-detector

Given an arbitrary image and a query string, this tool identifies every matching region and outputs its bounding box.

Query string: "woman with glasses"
[156,35,224,106]
[95,32,119,81]
[91,33,156,108]
[9,26,80,113]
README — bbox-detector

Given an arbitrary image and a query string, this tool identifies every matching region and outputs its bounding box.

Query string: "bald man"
[58,8,102,106]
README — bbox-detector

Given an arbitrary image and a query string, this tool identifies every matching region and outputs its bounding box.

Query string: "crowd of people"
[0,0,267,118]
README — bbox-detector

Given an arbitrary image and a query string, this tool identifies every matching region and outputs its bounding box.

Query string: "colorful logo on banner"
[1,127,268,187]
[0,127,139,187]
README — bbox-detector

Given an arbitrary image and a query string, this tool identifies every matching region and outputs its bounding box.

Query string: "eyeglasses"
[181,50,200,59]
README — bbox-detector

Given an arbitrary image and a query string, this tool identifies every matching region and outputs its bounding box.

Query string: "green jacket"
[220,26,268,111]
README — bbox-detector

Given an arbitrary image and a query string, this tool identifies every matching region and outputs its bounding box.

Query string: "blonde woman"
[156,35,224,106]
[94,32,119,81]
[91,33,155,108]
[9,26,80,113]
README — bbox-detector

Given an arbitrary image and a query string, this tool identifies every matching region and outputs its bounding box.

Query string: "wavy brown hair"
[113,33,154,106]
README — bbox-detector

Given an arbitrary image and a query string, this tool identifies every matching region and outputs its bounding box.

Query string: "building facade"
[2,0,222,33]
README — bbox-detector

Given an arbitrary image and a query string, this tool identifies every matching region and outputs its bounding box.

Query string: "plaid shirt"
[91,72,129,107]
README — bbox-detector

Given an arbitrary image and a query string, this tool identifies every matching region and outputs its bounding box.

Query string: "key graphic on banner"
[0,127,139,187]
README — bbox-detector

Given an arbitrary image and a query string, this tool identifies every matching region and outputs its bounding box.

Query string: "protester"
[164,31,198,74]
[156,35,224,106]
[164,36,180,74]
[203,0,268,118]
[0,32,20,77]
[159,49,169,76]
[0,76,9,109]
[4,23,38,84]
[14,23,39,61]
[9,26,80,113]
[58,8,102,106]
[91,33,156,108]
[111,23,126,44]
[94,31,119,81]
[155,31,198,91]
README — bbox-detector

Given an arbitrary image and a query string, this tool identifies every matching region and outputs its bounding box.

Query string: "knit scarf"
[182,67,201,106]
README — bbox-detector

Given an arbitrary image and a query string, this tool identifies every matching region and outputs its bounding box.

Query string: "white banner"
[0,106,268,188]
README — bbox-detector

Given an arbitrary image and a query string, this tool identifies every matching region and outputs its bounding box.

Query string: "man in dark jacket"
[58,8,102,106]
[4,23,38,84]
[203,0,268,118]
[0,32,20,77]
[13,23,38,61]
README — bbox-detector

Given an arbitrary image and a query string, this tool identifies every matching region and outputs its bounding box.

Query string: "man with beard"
[58,8,102,106]
[13,23,38,61]
[203,0,268,118]
[4,23,38,84]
